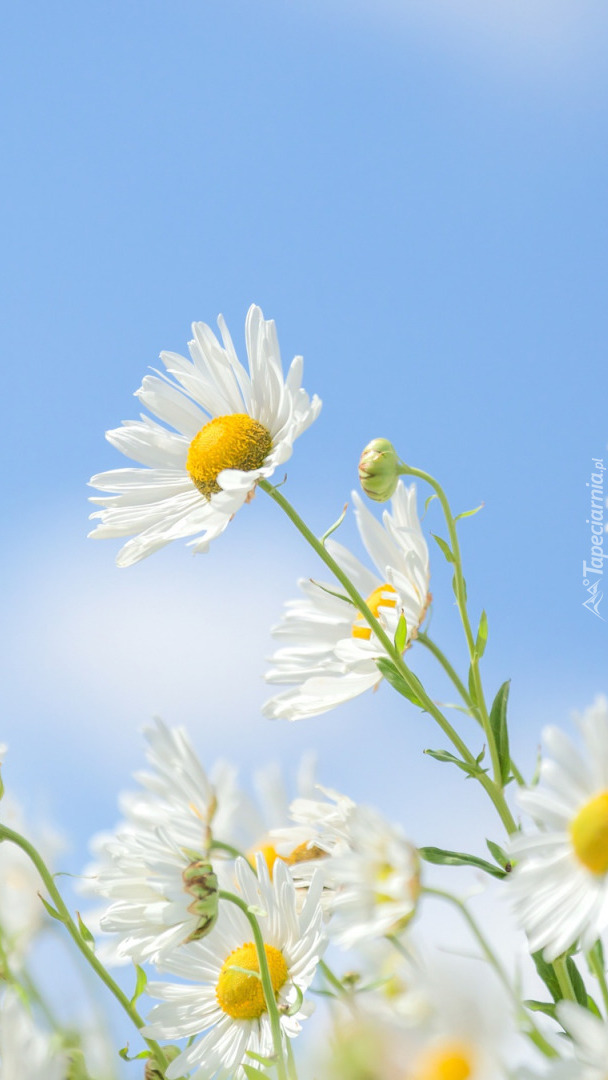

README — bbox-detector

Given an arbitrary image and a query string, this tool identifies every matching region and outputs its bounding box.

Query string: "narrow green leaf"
[243,1066,271,1080]
[467,663,477,703]
[424,493,438,513]
[531,951,561,1002]
[320,503,348,547]
[455,502,485,521]
[475,610,488,659]
[489,680,511,786]
[523,1000,558,1021]
[38,894,63,922]
[130,964,147,1006]
[118,1046,150,1063]
[566,956,589,1008]
[376,658,424,708]
[486,839,512,873]
[76,912,95,947]
[423,748,488,780]
[418,846,506,879]
[431,533,455,563]
[310,579,353,605]
[394,612,407,653]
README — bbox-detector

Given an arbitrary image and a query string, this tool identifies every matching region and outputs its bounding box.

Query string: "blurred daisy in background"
[509,696,608,961]
[0,991,66,1080]
[263,481,430,721]
[145,855,326,1080]
[89,305,321,566]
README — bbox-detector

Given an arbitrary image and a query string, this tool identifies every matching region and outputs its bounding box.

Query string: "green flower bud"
[182,859,219,942]
[358,439,400,502]
[145,1046,182,1080]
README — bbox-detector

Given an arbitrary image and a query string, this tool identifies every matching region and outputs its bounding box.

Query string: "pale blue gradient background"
[2,0,608,1058]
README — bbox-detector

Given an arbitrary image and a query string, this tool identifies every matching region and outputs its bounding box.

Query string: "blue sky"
[2,0,608,1056]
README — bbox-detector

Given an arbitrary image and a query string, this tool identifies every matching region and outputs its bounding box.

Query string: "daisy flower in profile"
[89,305,321,566]
[85,719,244,963]
[509,696,608,961]
[275,787,420,947]
[263,481,431,721]
[145,855,325,1080]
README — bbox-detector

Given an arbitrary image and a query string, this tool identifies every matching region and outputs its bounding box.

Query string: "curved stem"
[423,887,557,1059]
[418,632,525,787]
[261,480,517,835]
[210,839,249,862]
[219,890,289,1080]
[399,465,502,786]
[0,826,169,1075]
[587,944,608,1015]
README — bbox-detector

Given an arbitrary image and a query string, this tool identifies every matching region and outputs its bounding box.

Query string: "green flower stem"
[587,944,608,1015]
[417,631,475,711]
[398,464,502,787]
[552,954,577,1003]
[423,887,557,1059]
[0,825,170,1076]
[210,839,249,862]
[417,632,525,787]
[219,890,290,1080]
[261,480,517,836]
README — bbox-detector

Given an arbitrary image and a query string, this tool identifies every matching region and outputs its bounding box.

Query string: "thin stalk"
[398,464,501,786]
[318,959,346,996]
[261,480,517,835]
[553,954,577,1003]
[0,826,169,1076]
[423,887,557,1059]
[210,839,248,862]
[219,890,289,1080]
[418,632,525,787]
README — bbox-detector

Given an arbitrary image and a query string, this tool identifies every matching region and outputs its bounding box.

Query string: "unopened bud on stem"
[358,439,400,502]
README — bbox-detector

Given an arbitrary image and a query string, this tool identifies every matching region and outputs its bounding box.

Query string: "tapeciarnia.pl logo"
[582,457,606,620]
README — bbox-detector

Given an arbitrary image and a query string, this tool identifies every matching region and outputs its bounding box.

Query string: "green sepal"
[38,893,63,921]
[486,839,512,873]
[489,680,512,786]
[130,964,147,1006]
[76,912,94,947]
[475,610,488,659]
[455,502,484,521]
[523,1000,558,1021]
[394,612,407,653]
[418,846,506,879]
[431,534,455,563]
[376,658,425,708]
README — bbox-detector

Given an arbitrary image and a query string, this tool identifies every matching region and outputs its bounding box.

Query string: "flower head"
[509,696,608,960]
[263,481,430,720]
[145,856,326,1080]
[89,305,321,566]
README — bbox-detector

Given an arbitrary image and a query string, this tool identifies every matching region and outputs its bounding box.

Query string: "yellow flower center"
[186,414,272,498]
[570,791,608,875]
[352,584,397,641]
[215,942,289,1020]
[412,1041,474,1080]
[247,843,280,877]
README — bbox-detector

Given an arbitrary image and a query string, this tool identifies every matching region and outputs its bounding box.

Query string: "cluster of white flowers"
[3,305,608,1080]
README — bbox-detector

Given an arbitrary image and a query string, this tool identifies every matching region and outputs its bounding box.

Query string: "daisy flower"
[509,696,608,961]
[84,719,245,963]
[274,787,420,947]
[89,305,321,566]
[263,480,430,721]
[145,855,326,1080]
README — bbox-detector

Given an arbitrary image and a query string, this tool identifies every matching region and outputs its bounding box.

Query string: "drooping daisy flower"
[509,696,608,961]
[0,991,66,1080]
[89,305,321,566]
[84,719,245,963]
[263,481,431,721]
[274,786,420,947]
[145,855,325,1080]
